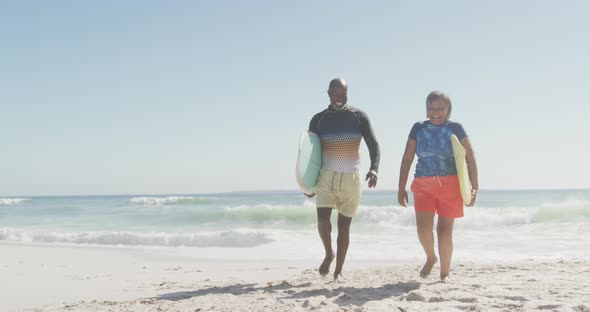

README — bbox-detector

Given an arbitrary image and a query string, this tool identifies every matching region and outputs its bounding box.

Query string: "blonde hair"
[426,91,452,121]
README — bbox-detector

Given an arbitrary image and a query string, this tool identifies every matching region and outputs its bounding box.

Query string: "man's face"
[328,85,348,110]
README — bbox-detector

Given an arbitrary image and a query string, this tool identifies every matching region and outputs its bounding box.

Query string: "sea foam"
[0,228,272,248]
[0,198,30,205]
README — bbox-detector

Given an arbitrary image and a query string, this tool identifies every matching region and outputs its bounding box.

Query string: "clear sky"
[2,1,589,196]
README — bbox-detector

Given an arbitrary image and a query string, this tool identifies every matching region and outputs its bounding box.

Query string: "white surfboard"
[296,131,322,194]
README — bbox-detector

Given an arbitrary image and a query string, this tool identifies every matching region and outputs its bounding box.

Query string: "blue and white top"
[409,120,467,177]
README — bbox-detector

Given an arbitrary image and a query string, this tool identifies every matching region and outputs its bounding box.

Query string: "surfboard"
[296,131,322,194]
[450,134,472,205]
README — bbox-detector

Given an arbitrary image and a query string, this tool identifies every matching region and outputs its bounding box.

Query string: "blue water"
[1,190,589,261]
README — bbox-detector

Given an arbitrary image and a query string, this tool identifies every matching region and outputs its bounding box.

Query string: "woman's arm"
[461,137,479,206]
[398,138,416,207]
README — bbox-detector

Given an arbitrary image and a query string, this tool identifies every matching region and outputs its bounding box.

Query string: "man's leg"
[416,210,437,278]
[317,207,335,276]
[333,212,352,280]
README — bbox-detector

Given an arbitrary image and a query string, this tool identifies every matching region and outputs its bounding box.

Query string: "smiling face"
[427,98,450,125]
[327,78,348,110]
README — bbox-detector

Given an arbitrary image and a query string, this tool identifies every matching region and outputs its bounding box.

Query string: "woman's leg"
[437,215,455,282]
[416,210,437,278]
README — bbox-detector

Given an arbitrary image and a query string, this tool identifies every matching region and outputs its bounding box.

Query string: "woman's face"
[427,99,450,125]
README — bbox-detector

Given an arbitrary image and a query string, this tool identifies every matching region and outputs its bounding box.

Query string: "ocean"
[1,190,589,262]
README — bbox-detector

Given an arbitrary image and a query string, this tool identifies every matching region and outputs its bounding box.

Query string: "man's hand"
[398,190,408,207]
[304,193,316,198]
[365,171,378,188]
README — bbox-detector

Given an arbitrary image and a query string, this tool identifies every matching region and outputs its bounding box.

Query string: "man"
[306,78,380,282]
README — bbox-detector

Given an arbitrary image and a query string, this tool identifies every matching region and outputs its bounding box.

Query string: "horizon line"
[2,187,589,198]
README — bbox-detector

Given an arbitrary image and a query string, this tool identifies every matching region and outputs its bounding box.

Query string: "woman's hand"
[398,190,409,207]
[466,189,477,207]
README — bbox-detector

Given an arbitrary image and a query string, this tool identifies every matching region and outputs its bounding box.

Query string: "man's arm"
[358,111,380,188]
[359,111,380,174]
[309,113,320,134]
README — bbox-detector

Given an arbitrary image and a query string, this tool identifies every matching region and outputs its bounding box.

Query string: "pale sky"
[2,1,589,196]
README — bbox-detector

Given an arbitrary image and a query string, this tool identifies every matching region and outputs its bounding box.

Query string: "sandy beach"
[4,0,590,311]
[2,242,588,312]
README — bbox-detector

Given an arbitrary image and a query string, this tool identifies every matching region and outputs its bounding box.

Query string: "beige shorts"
[316,169,362,218]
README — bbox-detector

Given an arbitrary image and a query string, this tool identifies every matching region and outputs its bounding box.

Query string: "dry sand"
[2,242,589,312]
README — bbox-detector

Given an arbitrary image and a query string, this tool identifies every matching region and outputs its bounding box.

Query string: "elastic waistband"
[320,169,359,193]
[414,175,458,187]
[414,175,457,180]
[320,169,359,175]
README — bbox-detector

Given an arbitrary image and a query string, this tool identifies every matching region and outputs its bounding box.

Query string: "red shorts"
[411,175,464,218]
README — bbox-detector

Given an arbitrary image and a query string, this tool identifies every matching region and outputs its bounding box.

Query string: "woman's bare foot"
[319,251,335,276]
[420,256,438,278]
[334,273,343,283]
[440,273,451,283]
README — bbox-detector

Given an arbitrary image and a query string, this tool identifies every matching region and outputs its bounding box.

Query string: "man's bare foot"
[440,273,450,283]
[419,256,438,278]
[319,251,335,276]
[334,273,343,283]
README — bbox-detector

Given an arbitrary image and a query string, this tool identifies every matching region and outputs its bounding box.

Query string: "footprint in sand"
[505,303,524,309]
[574,305,590,312]
[405,291,426,301]
[502,295,528,302]
[455,305,482,311]
[537,304,562,310]
[453,297,477,303]
[491,303,520,309]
